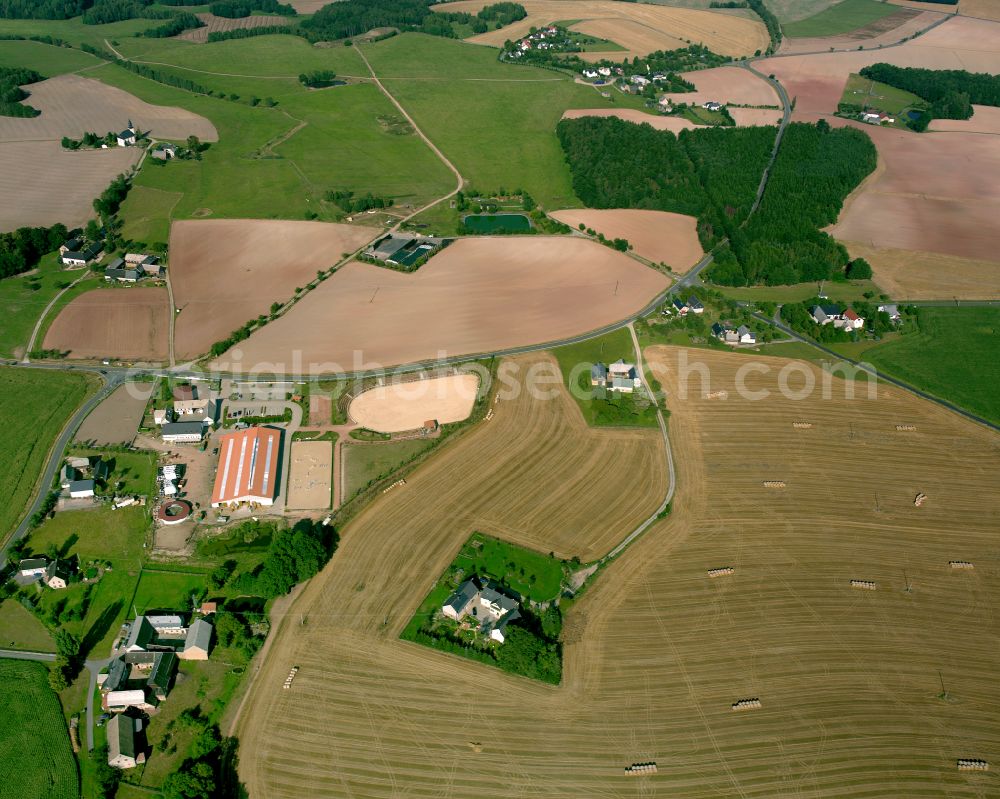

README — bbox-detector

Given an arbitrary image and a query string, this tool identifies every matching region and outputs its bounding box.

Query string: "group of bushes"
[0,66,43,118]
[0,223,70,280]
[299,69,339,88]
[325,189,394,214]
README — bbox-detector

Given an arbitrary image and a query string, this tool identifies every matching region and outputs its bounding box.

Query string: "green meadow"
[783,0,900,38]
[0,39,101,74]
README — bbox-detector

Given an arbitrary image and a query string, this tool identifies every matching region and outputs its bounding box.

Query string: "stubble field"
[235,347,1000,798]
[437,0,769,57]
[176,12,292,43]
[43,287,169,361]
[550,208,704,271]
[170,219,377,359]
[75,381,154,445]
[662,64,780,108]
[210,237,670,373]
[560,106,695,132]
[777,8,943,54]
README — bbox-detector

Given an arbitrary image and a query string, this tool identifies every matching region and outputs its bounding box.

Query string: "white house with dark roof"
[107,713,146,769]
[179,619,212,661]
[69,479,96,498]
[442,577,522,644]
[878,303,901,322]
[687,296,704,314]
[116,120,137,147]
[591,359,640,393]
[737,325,756,345]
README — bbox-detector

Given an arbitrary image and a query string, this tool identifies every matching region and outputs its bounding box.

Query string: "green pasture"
[783,0,900,37]
[0,15,158,50]
[343,438,435,499]
[0,39,101,75]
[0,600,54,651]
[131,568,207,614]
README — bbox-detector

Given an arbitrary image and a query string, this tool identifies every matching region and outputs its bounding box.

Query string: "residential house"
[590,361,608,389]
[67,456,90,469]
[702,101,722,111]
[172,384,198,401]
[151,143,177,160]
[174,398,217,425]
[45,560,72,590]
[60,241,101,266]
[107,713,146,769]
[178,619,213,661]
[123,615,185,653]
[105,689,157,713]
[658,96,673,113]
[582,69,598,79]
[153,408,172,426]
[147,615,186,635]
[59,238,82,256]
[116,121,137,147]
[199,602,217,616]
[878,303,901,322]
[841,308,865,330]
[711,323,739,345]
[737,325,757,345]
[125,253,162,278]
[591,360,640,393]
[441,577,521,644]
[810,305,842,325]
[630,74,650,87]
[104,257,143,283]
[598,66,612,77]
[861,112,881,124]
[60,463,78,488]
[672,296,689,315]
[160,422,205,444]
[17,558,48,581]
[687,296,704,314]
[69,479,96,499]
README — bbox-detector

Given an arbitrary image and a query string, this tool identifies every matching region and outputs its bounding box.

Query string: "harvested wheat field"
[170,219,376,359]
[929,104,1000,133]
[550,208,704,271]
[44,288,168,361]
[75,382,154,446]
[662,65,780,108]
[958,0,1000,21]
[210,237,669,373]
[235,347,1000,798]
[0,74,217,143]
[728,106,783,125]
[349,373,480,432]
[286,440,332,510]
[176,12,292,43]
[0,141,139,230]
[760,16,1000,118]
[561,107,694,132]
[288,0,331,11]
[435,0,769,57]
[843,242,1000,300]
[825,118,1000,269]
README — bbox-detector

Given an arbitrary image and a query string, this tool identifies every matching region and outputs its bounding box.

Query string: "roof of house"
[118,129,135,139]
[711,322,725,336]
[184,619,212,654]
[371,236,411,259]
[69,479,95,493]
[608,359,635,377]
[673,296,688,309]
[147,614,184,629]
[107,713,139,761]
[106,689,147,707]
[479,581,519,615]
[737,324,753,337]
[444,579,479,614]
[124,617,155,651]
[687,295,703,309]
[63,237,81,251]
[45,560,71,583]
[172,384,197,401]
[200,602,217,614]
[107,257,124,270]
[843,308,860,320]
[94,460,111,480]
[211,426,282,505]
[18,558,47,571]
[147,652,177,692]
[590,362,608,381]
[161,421,205,437]
[104,657,128,692]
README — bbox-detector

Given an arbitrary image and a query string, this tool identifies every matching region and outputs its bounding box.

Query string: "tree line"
[209,0,296,18]
[0,65,42,118]
[746,0,781,54]
[0,0,87,19]
[325,189,394,213]
[860,63,1000,122]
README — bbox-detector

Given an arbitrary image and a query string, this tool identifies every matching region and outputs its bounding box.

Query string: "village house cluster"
[156,383,218,443]
[810,304,866,330]
[442,577,521,644]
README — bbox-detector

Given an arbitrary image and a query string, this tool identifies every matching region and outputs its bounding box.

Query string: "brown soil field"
[348,374,480,432]
[777,8,941,54]
[843,241,1000,300]
[823,118,1000,267]
[235,347,1000,799]
[176,12,292,43]
[435,0,769,57]
[662,65,780,107]
[43,287,169,361]
[958,0,1000,20]
[759,16,1000,118]
[0,74,217,143]
[286,440,333,510]
[75,382,154,446]
[550,208,704,271]
[170,219,377,360]
[288,0,332,11]
[561,107,695,133]
[0,141,139,230]
[728,106,783,125]
[209,237,670,373]
[929,104,1000,133]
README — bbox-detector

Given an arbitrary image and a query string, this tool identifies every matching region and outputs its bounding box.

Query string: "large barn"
[210,426,283,507]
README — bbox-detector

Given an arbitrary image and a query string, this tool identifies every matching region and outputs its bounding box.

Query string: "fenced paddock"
[236,348,1000,799]
[286,441,332,510]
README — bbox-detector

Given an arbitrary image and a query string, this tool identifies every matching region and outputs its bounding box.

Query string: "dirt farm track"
[235,349,1000,799]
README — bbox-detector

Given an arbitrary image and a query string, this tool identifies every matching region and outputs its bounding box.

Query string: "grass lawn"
[783,0,900,37]
[713,280,881,304]
[0,39,102,75]
[66,447,158,497]
[860,307,1000,425]
[0,369,95,540]
[0,253,101,359]
[131,568,207,615]
[402,531,565,638]
[0,15,159,50]
[25,505,149,657]
[680,105,730,126]
[552,327,658,428]
[0,659,79,799]
[0,600,54,652]
[343,439,435,499]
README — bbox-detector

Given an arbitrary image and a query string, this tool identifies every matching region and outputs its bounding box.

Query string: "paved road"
[0,370,120,563]
[23,269,90,363]
[751,310,1000,433]
[0,648,56,662]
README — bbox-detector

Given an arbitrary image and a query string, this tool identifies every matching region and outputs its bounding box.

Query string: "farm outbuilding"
[211,426,283,507]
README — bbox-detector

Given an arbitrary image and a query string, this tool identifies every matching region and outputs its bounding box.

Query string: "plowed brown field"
[176,12,292,43]
[0,74,217,143]
[0,141,139,230]
[209,237,670,374]
[551,208,704,271]
[434,0,769,57]
[662,64,780,108]
[235,347,1000,799]
[43,287,169,361]
[170,219,377,360]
